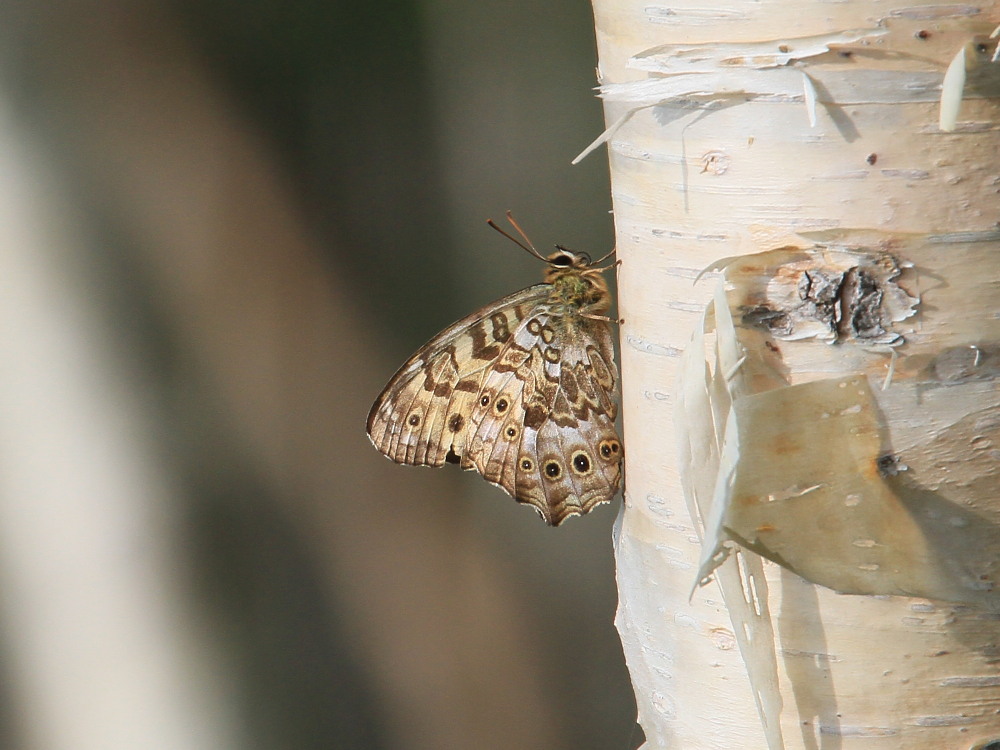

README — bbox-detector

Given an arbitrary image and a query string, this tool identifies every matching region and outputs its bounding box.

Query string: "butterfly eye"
[550,253,572,267]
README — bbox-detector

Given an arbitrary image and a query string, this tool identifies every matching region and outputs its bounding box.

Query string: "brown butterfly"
[366,213,622,525]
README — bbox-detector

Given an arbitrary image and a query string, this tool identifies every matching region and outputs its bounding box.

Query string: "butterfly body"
[367,246,622,526]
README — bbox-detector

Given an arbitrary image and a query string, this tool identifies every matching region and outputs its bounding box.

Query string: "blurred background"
[0,1,637,749]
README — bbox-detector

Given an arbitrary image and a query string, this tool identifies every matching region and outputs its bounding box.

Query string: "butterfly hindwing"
[521,316,621,524]
[463,310,621,524]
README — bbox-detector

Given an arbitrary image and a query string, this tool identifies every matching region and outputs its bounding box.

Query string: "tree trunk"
[0,3,569,748]
[588,2,1000,748]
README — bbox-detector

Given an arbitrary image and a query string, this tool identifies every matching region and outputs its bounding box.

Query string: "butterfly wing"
[536,322,622,524]
[465,310,622,525]
[368,282,622,526]
[367,285,551,468]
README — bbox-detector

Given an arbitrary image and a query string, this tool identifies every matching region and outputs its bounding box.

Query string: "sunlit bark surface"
[590,1,1000,747]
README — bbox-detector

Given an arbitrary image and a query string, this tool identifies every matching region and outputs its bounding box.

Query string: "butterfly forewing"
[367,285,549,468]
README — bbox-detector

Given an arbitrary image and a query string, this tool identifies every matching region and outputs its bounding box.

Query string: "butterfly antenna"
[486,211,549,262]
[590,247,617,265]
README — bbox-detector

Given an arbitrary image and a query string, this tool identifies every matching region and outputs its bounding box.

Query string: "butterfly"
[366,213,622,525]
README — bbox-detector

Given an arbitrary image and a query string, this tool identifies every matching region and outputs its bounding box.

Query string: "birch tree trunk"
[588,2,1000,748]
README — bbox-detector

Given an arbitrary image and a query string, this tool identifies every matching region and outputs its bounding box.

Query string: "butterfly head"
[543,246,612,314]
[485,214,614,314]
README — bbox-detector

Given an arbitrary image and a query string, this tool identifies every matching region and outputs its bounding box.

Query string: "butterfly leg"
[581,313,624,325]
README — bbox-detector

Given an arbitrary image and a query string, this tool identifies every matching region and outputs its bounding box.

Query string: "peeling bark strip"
[688,230,1000,607]
[674,231,1000,750]
[732,246,918,346]
[578,21,1000,160]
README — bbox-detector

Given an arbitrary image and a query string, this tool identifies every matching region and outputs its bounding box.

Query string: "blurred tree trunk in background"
[592,0,1000,747]
[0,2,573,748]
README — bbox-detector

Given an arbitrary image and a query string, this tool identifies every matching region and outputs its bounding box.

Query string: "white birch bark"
[587,2,1000,748]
